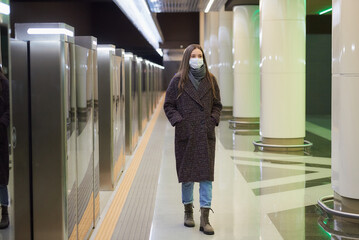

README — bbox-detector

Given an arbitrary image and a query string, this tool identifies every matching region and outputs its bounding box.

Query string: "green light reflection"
[319,7,332,15]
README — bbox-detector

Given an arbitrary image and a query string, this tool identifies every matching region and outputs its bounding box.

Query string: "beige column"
[260,0,306,147]
[218,6,233,110]
[332,0,359,199]
[208,12,219,79]
[231,5,260,129]
[203,13,211,66]
[200,12,205,48]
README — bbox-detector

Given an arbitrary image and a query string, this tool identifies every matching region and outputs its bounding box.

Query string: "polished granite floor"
[149,115,359,240]
[2,115,358,240]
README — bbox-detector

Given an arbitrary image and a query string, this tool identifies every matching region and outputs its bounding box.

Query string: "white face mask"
[189,58,204,69]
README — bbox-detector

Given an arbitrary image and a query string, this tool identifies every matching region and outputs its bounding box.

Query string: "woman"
[0,67,9,229]
[163,44,222,235]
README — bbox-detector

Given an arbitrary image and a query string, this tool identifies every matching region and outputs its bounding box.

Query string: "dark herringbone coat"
[164,73,222,182]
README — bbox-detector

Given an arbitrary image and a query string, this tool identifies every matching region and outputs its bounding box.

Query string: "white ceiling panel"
[147,0,227,12]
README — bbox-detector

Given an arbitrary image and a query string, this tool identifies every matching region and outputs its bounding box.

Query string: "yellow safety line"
[94,93,165,240]
[78,193,94,240]
[113,147,124,183]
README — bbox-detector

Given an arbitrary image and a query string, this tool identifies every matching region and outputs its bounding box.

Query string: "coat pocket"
[175,119,189,141]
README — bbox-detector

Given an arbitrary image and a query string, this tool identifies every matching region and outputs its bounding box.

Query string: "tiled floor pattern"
[110,111,167,240]
[150,119,336,240]
[3,114,358,240]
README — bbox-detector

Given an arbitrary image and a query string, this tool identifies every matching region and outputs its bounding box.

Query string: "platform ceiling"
[147,0,332,15]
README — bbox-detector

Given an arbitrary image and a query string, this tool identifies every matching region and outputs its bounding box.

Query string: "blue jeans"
[182,181,212,208]
[0,185,9,206]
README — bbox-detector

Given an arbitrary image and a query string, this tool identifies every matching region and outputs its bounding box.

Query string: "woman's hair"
[176,44,217,99]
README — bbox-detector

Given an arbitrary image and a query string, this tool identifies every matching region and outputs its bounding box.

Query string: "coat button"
[200,106,204,111]
[201,120,205,124]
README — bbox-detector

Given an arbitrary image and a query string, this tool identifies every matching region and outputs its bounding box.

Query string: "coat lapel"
[197,77,212,99]
[183,79,203,107]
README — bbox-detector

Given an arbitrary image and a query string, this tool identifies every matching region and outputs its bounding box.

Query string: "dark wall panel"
[307,15,331,34]
[10,1,163,65]
[157,13,199,49]
[305,15,332,115]
[306,34,331,115]
[10,2,92,37]
[10,2,202,64]
[163,61,181,90]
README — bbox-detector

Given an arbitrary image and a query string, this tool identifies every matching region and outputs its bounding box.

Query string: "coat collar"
[183,76,212,107]
[197,77,212,99]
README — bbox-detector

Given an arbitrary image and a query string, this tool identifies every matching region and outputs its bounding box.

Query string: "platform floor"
[2,103,355,240]
[89,103,342,240]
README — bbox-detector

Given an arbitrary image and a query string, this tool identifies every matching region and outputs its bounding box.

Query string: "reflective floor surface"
[149,116,358,240]
[2,115,359,240]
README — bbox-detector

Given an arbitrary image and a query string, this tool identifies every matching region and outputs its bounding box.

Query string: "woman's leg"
[0,185,9,229]
[199,181,212,208]
[181,182,194,204]
[0,185,8,206]
[199,181,214,235]
[182,182,195,227]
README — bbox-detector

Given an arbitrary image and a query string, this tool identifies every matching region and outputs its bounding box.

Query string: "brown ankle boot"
[184,203,195,227]
[0,206,9,229]
[200,208,214,235]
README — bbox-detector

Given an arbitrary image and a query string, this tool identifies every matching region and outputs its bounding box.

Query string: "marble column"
[208,12,219,79]
[200,12,205,49]
[332,0,359,199]
[203,13,211,66]
[232,5,260,124]
[218,6,234,110]
[260,0,306,146]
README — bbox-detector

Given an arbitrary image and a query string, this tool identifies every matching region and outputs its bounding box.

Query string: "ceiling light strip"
[156,48,163,57]
[27,28,74,37]
[0,2,10,15]
[204,0,215,13]
[114,0,163,54]
[319,7,332,15]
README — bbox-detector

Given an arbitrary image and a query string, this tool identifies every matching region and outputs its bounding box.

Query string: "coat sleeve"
[163,77,183,126]
[211,76,222,126]
[0,77,9,129]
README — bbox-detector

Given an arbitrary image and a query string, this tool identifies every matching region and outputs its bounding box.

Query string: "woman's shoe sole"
[184,223,195,227]
[199,227,214,235]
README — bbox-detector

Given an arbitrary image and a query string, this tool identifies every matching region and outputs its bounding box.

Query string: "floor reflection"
[235,164,316,183]
[218,117,336,240]
[317,194,359,239]
[218,120,259,151]
[218,119,332,158]
[253,177,331,196]
[232,156,331,168]
[318,216,359,240]
[269,205,332,240]
[305,131,331,158]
